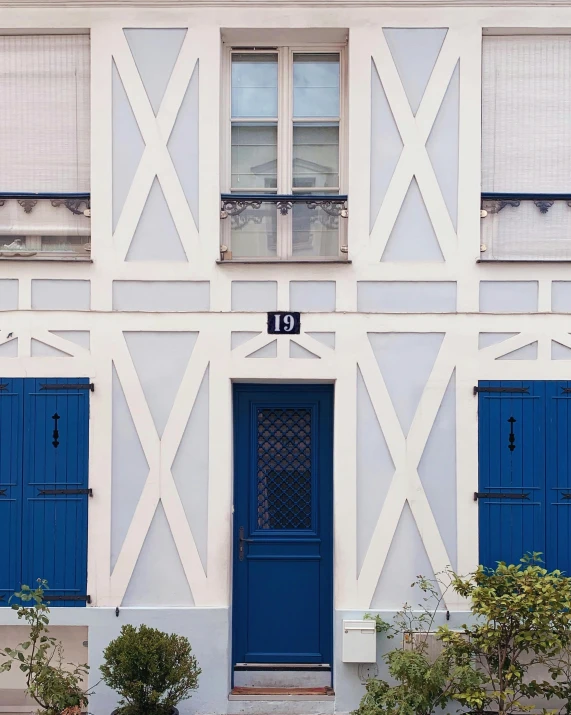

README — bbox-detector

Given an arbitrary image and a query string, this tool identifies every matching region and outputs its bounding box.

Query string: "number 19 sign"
[267,311,301,335]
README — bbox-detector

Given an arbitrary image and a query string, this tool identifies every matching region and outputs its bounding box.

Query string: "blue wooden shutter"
[0,379,24,604]
[22,379,90,606]
[546,381,571,576]
[478,381,546,568]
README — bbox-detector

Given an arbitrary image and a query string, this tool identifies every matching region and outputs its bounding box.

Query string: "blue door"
[0,378,90,606]
[233,384,333,665]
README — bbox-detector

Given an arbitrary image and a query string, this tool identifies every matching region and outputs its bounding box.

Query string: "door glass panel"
[293,54,340,118]
[232,53,278,118]
[256,407,312,530]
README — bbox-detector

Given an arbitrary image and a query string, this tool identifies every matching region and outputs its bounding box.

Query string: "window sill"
[478,258,571,263]
[0,255,92,263]
[217,258,351,265]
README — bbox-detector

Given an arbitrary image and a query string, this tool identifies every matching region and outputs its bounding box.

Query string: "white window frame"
[221,41,348,261]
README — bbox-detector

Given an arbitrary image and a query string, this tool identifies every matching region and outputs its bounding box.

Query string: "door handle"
[238,526,254,562]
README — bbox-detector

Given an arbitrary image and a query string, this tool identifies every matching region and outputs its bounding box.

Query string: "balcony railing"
[480,192,571,261]
[220,193,348,218]
[0,192,91,258]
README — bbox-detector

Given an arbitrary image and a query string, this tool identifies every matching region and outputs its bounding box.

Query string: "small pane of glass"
[292,201,340,257]
[232,53,278,118]
[293,54,340,118]
[231,124,278,190]
[293,124,339,189]
[231,203,277,258]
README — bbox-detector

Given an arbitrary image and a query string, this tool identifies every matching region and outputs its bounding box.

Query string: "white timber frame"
[0,3,569,619]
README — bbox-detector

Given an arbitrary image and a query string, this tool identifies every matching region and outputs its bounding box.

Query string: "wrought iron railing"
[0,192,90,215]
[481,192,571,214]
[220,193,348,218]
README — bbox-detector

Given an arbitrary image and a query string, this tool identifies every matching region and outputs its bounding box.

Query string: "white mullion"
[276,46,293,259]
[339,43,348,254]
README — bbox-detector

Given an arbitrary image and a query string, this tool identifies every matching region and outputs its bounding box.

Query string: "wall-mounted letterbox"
[342,620,377,663]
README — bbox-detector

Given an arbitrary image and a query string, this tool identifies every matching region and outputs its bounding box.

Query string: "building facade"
[1,0,571,713]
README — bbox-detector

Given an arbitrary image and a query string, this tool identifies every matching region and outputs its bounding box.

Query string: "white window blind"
[481,36,571,261]
[0,34,90,193]
[482,35,571,193]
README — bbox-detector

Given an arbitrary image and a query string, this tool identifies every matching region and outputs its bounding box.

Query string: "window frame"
[221,40,348,262]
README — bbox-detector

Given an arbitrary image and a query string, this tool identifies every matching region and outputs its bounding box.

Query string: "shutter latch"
[474,492,530,501]
[38,488,93,496]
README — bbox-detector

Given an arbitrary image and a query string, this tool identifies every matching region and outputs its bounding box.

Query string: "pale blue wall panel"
[479,281,538,312]
[111,365,149,570]
[31,280,90,310]
[172,368,209,571]
[124,29,187,114]
[290,281,336,312]
[0,280,17,310]
[231,281,277,311]
[124,331,198,437]
[112,62,145,231]
[358,281,456,313]
[113,281,209,311]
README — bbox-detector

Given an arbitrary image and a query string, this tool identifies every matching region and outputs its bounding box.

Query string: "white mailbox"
[342,620,377,663]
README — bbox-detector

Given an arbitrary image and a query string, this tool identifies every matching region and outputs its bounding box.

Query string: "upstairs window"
[481,35,571,261]
[0,35,90,260]
[221,46,347,261]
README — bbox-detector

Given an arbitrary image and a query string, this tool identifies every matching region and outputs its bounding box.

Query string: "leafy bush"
[353,573,482,715]
[100,624,201,715]
[439,554,571,715]
[0,581,90,715]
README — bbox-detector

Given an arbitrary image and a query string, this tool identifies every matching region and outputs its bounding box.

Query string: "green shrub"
[100,624,201,715]
[0,581,90,715]
[439,554,571,715]
[353,573,482,715]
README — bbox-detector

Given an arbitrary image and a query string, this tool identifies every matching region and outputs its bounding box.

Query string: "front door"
[232,384,333,665]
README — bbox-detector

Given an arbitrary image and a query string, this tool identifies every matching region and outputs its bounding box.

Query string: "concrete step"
[234,665,331,688]
[227,694,335,715]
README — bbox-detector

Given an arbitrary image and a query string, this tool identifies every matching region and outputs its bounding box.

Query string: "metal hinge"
[46,595,91,604]
[40,383,94,392]
[474,492,530,501]
[38,488,93,496]
[473,386,529,395]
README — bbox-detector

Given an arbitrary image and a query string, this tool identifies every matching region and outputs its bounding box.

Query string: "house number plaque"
[267,311,301,335]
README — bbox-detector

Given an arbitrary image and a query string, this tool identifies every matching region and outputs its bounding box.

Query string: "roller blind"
[0,34,90,193]
[482,35,571,193]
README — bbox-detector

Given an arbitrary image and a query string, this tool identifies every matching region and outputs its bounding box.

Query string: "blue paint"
[478,380,571,575]
[0,378,89,606]
[232,384,333,666]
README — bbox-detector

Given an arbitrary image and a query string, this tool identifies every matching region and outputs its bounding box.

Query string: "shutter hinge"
[473,386,529,395]
[39,383,94,392]
[46,595,91,604]
[474,491,530,501]
[0,384,7,391]
[0,488,6,496]
[38,488,93,496]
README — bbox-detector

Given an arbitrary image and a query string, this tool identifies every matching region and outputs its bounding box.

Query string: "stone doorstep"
[229,687,335,701]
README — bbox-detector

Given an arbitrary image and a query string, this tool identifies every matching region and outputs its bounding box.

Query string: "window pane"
[231,204,277,258]
[292,202,339,257]
[232,53,278,118]
[293,124,339,189]
[231,124,277,190]
[293,54,339,118]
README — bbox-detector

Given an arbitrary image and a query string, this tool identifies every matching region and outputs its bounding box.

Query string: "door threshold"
[230,687,334,701]
[235,663,331,671]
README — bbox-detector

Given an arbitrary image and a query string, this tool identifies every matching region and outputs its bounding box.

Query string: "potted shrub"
[101,624,201,715]
[0,581,90,715]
